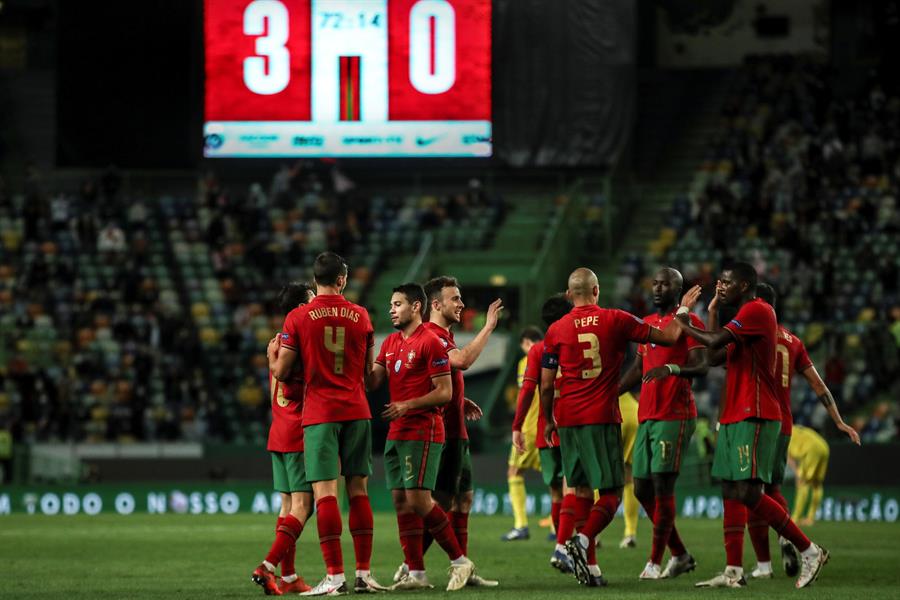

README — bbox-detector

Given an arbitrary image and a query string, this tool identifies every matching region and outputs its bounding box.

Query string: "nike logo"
[739,465,750,472]
[404,473,414,481]
[386,353,394,357]
[416,135,441,147]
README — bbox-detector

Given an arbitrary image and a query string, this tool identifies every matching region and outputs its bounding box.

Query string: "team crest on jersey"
[406,350,417,366]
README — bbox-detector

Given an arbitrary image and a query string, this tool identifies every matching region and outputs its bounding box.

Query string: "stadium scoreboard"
[204,0,491,157]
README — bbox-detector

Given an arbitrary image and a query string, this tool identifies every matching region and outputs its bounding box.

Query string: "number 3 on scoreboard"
[325,326,346,375]
[577,333,602,379]
[243,0,290,95]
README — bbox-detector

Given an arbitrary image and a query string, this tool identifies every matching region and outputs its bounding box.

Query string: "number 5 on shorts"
[404,455,414,481]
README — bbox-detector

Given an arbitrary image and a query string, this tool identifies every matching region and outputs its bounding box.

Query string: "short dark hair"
[726,261,758,294]
[278,281,313,314]
[393,282,427,317]
[541,293,573,326]
[519,326,543,343]
[756,282,777,311]
[423,275,459,320]
[313,251,348,286]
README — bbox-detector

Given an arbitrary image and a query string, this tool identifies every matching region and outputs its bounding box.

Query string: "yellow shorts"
[508,430,541,471]
[797,452,829,483]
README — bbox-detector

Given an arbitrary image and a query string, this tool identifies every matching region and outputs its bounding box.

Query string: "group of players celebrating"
[511,263,859,590]
[253,251,502,595]
[252,250,859,596]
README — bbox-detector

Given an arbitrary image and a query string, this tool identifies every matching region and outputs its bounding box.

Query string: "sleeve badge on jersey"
[440,338,448,347]
[729,319,743,328]
[631,314,646,324]
[281,332,290,340]
[432,358,448,367]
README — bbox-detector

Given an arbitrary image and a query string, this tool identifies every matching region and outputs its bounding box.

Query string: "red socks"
[449,510,469,556]
[769,489,789,512]
[582,493,619,539]
[349,495,374,571]
[750,494,811,552]
[265,513,303,567]
[650,495,678,565]
[551,501,562,533]
[277,516,297,576]
[423,504,463,560]
[748,509,771,562]
[723,499,747,568]
[397,512,425,571]
[316,496,344,575]
[639,495,687,561]
[573,496,596,565]
[556,494,577,544]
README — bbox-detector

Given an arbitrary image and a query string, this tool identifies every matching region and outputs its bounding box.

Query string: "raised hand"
[680,285,702,310]
[484,298,504,331]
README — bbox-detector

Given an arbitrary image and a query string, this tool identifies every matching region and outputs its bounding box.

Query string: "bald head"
[567,268,599,305]
[651,267,684,311]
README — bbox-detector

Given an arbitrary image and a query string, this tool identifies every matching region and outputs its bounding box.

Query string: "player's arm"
[618,353,643,395]
[365,361,387,392]
[642,347,709,382]
[646,285,703,346]
[380,374,452,421]
[539,366,558,446]
[674,313,734,350]
[447,299,504,370]
[272,345,298,382]
[800,365,861,445]
[704,282,728,366]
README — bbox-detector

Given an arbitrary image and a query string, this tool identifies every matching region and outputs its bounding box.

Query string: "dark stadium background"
[0,0,898,531]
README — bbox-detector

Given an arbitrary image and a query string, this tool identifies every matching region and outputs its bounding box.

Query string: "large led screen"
[204,0,491,157]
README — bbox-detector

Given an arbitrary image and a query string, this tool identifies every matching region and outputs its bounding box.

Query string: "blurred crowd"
[0,160,501,446]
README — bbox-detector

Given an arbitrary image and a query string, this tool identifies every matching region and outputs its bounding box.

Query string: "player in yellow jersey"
[788,425,831,526]
[503,327,544,541]
[618,391,641,548]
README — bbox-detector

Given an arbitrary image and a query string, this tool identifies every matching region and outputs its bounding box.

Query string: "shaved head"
[657,267,684,292]
[567,268,599,304]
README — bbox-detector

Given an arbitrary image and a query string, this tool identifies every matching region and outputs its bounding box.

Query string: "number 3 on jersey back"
[324,326,346,374]
[578,333,602,379]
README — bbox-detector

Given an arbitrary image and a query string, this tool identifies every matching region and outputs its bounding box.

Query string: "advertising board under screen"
[204,0,491,157]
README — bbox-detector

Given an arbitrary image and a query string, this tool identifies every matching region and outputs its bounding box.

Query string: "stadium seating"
[609,55,900,439]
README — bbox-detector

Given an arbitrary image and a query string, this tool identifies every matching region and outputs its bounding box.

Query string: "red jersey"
[774,325,813,435]
[721,298,781,424]
[637,311,704,422]
[281,294,374,426]
[376,324,451,442]
[267,370,305,452]
[423,322,468,441]
[542,305,651,427]
[512,340,559,448]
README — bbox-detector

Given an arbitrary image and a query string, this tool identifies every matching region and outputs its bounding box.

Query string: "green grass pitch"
[2,513,898,598]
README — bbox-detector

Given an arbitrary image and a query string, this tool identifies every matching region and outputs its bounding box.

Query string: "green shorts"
[632,419,696,479]
[384,439,444,490]
[303,420,372,483]
[539,447,563,487]
[558,423,624,491]
[271,451,312,493]
[712,419,780,483]
[434,438,473,495]
[770,433,791,485]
